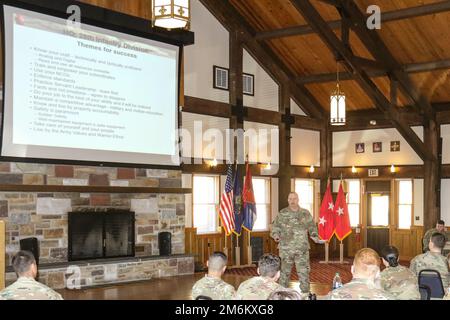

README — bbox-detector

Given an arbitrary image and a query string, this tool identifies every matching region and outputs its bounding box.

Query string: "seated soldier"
[410,233,449,290]
[378,245,420,300]
[237,253,285,300]
[443,252,450,300]
[422,220,448,252]
[328,248,395,300]
[267,289,303,300]
[0,251,63,300]
[191,251,236,300]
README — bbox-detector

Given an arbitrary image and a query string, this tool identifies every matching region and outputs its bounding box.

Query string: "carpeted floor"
[225,258,411,285]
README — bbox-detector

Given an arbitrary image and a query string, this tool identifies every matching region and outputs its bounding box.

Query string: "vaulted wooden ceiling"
[229,0,450,112]
[79,0,450,115]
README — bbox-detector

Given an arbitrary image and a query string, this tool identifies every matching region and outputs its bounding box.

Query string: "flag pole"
[235,233,241,267]
[340,240,344,264]
[247,229,253,266]
[223,228,228,257]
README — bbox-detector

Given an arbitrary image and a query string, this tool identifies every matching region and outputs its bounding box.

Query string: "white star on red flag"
[337,207,344,216]
[328,202,334,210]
[319,216,327,226]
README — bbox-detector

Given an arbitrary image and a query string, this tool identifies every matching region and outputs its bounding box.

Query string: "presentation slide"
[2,5,180,166]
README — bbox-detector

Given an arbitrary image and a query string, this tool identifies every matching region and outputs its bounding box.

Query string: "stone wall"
[0,162,185,265]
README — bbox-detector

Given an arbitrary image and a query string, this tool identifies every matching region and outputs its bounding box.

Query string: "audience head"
[257,254,281,281]
[268,289,302,300]
[12,250,37,278]
[207,251,228,276]
[380,245,399,268]
[352,248,380,280]
[288,192,299,209]
[436,220,445,232]
[429,232,446,252]
[195,295,212,300]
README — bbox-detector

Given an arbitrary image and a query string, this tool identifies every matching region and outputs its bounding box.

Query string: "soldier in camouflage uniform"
[236,254,285,300]
[191,251,236,300]
[328,248,395,300]
[445,253,450,300]
[422,220,449,253]
[0,251,63,300]
[378,245,420,300]
[410,233,449,289]
[271,192,322,292]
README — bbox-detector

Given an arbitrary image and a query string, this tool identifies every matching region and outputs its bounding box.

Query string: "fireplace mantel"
[0,184,192,194]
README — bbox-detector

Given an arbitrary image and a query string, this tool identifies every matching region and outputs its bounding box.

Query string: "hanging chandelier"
[152,0,191,30]
[330,62,346,126]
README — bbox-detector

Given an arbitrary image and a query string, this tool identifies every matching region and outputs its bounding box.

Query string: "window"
[243,73,255,96]
[294,179,314,216]
[213,66,229,90]
[346,180,360,227]
[398,180,413,229]
[252,177,270,231]
[193,175,219,234]
[370,194,389,226]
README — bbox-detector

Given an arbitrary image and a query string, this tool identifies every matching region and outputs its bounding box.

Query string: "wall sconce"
[265,162,271,170]
[390,164,396,173]
[207,158,218,167]
[351,166,357,173]
[309,165,315,173]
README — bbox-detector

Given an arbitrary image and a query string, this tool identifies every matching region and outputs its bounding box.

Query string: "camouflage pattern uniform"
[410,252,449,289]
[422,228,449,252]
[271,207,318,292]
[379,265,420,300]
[236,276,285,300]
[192,275,236,300]
[0,277,63,300]
[327,278,396,300]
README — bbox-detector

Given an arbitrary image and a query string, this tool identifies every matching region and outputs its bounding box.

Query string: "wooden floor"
[57,273,331,300]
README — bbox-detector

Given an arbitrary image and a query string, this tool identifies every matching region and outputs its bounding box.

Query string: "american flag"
[219,165,235,235]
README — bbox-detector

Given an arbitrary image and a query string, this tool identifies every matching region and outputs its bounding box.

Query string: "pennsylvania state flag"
[233,164,244,235]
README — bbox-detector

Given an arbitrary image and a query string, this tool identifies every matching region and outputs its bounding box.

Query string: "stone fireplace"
[1,163,194,289]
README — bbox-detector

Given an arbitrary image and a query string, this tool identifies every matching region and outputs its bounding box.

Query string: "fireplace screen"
[68,210,135,261]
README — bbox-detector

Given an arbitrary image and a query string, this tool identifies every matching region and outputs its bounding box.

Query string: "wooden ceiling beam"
[199,0,326,120]
[255,1,450,40]
[290,0,431,161]
[296,58,450,84]
[336,0,435,121]
[316,0,339,7]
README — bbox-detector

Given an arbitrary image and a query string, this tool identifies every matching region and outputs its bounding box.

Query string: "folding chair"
[418,269,445,299]
[418,284,431,300]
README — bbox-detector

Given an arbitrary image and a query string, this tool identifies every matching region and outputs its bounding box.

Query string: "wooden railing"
[185,228,279,269]
[185,228,234,269]
[0,220,5,289]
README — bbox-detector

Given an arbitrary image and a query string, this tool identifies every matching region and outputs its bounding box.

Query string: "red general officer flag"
[318,180,335,241]
[334,181,352,241]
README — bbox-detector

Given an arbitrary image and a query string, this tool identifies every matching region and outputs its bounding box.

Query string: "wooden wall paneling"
[0,220,4,290]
